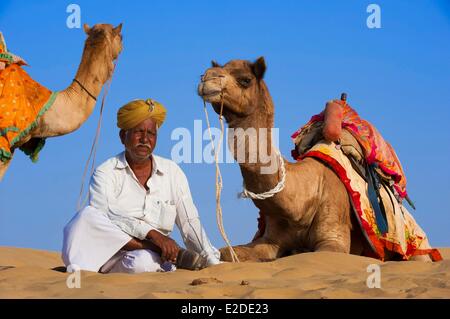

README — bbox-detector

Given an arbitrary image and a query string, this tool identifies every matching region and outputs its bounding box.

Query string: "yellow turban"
[117,98,167,130]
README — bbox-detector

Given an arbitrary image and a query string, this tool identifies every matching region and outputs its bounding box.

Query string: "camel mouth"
[202,89,221,97]
[201,91,221,101]
[197,82,222,102]
[203,94,224,107]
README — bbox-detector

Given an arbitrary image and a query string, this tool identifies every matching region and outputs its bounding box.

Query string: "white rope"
[203,98,240,263]
[240,148,286,200]
[77,60,117,211]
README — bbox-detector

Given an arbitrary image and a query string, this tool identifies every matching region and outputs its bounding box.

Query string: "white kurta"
[62,152,220,272]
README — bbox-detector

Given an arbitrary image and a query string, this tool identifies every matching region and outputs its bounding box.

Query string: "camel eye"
[237,77,252,87]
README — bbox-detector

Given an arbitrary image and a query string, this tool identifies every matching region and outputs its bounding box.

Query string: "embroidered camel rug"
[0,63,57,162]
[291,101,408,199]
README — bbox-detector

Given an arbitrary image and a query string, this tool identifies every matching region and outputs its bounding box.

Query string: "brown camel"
[0,23,123,181]
[198,57,431,262]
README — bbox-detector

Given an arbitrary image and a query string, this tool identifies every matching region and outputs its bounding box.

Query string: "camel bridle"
[201,74,287,263]
[73,78,97,101]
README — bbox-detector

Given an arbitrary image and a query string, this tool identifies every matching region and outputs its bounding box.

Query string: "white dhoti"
[62,206,175,273]
[103,249,175,273]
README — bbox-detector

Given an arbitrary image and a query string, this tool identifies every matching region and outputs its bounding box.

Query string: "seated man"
[62,98,220,273]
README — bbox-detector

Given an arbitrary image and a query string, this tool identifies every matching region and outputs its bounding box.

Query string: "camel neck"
[31,29,121,139]
[227,106,283,198]
[73,42,112,99]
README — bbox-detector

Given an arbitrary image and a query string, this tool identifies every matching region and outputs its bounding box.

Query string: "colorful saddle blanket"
[298,142,442,261]
[291,102,408,198]
[0,63,57,162]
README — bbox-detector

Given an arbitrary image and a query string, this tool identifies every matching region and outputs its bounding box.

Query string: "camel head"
[82,23,123,79]
[198,57,273,124]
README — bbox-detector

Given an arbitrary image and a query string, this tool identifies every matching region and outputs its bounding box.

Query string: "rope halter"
[240,148,286,200]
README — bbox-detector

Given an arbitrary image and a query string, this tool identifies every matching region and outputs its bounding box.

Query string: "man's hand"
[147,230,179,263]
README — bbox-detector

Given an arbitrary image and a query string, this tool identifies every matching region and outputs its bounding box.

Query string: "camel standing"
[0,23,123,181]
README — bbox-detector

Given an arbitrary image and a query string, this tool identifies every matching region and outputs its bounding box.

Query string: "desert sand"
[0,246,449,298]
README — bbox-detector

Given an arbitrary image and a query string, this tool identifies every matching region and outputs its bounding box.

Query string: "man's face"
[120,118,158,162]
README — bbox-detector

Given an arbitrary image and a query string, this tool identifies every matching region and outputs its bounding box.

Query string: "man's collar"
[151,154,165,175]
[115,151,165,175]
[115,152,128,169]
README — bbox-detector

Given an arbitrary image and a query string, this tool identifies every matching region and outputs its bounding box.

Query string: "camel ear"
[211,60,221,68]
[113,23,123,35]
[252,56,266,80]
[83,24,91,35]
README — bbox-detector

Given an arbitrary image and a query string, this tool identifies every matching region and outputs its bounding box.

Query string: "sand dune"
[0,246,449,298]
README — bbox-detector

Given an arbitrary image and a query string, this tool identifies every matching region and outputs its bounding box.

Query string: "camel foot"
[314,242,349,253]
[220,238,281,262]
[220,245,261,262]
[409,254,432,262]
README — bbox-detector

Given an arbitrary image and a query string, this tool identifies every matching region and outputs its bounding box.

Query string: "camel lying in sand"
[198,57,438,262]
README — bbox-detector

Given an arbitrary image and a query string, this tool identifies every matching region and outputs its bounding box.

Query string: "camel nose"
[198,69,225,97]
[201,68,225,82]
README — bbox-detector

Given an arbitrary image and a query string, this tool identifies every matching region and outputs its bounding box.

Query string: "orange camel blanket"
[0,63,57,162]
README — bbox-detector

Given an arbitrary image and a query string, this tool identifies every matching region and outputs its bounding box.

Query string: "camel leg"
[409,255,432,262]
[311,201,352,253]
[349,213,367,255]
[313,230,351,253]
[0,153,13,182]
[220,213,292,262]
[219,236,281,262]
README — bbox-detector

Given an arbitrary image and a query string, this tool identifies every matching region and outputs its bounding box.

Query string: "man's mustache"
[136,144,152,150]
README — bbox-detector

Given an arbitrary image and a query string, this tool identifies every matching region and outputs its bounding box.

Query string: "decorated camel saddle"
[290,98,442,261]
[0,32,56,163]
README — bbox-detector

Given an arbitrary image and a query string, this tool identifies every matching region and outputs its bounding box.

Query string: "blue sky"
[1,0,449,253]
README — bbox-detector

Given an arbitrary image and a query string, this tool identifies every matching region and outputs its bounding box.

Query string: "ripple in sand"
[0,266,14,271]
[190,277,223,286]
